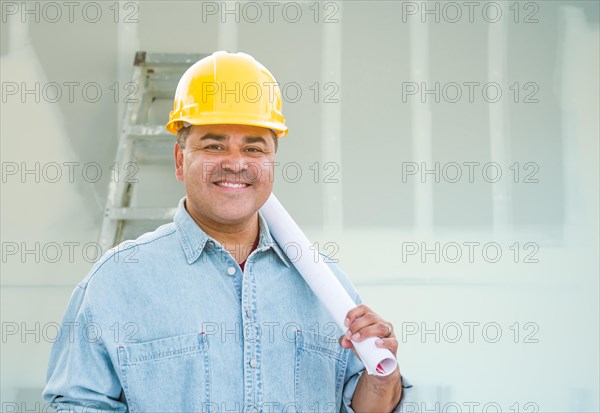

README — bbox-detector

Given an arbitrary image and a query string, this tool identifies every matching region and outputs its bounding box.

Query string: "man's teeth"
[216,182,248,188]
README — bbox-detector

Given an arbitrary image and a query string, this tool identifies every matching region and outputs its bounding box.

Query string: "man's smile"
[213,180,251,190]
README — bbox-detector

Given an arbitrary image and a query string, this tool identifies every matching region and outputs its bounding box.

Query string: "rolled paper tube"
[260,193,398,376]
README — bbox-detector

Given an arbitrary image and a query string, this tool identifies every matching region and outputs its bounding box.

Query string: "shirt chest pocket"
[294,330,348,413]
[117,332,210,413]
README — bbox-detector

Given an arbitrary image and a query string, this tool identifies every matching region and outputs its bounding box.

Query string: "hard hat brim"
[165,117,288,138]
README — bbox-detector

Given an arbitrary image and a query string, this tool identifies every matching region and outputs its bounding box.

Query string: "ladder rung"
[109,208,177,220]
[129,125,173,141]
[136,52,208,67]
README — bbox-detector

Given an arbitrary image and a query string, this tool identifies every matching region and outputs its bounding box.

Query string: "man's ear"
[174,143,184,181]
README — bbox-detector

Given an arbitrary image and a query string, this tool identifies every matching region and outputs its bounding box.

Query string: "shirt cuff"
[341,370,414,413]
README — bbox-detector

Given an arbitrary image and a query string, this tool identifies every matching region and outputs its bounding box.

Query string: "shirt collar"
[174,197,290,268]
[256,209,290,268]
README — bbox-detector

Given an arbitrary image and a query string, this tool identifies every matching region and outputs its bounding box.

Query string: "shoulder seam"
[80,224,177,288]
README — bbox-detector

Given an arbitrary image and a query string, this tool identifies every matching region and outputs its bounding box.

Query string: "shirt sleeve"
[42,284,128,413]
[341,363,414,413]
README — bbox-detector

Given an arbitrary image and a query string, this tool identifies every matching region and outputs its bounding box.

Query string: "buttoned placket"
[240,247,267,413]
[209,243,264,413]
[209,232,274,412]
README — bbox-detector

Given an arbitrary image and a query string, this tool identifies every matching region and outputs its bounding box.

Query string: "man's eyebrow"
[198,134,268,145]
[199,133,228,142]
[243,136,268,145]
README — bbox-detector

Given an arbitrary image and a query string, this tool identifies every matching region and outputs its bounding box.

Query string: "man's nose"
[220,149,248,173]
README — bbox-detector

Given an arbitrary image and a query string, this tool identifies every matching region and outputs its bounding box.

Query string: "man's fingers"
[342,304,398,357]
[345,312,379,336]
[346,322,392,342]
[344,304,372,327]
[338,335,353,349]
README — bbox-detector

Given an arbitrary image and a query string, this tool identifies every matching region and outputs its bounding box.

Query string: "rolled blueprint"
[260,193,398,376]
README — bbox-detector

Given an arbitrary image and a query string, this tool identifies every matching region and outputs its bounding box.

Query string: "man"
[43,51,411,412]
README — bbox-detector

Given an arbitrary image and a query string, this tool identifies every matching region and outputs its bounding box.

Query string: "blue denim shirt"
[43,197,412,412]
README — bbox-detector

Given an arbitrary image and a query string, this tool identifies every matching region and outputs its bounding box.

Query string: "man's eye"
[205,145,223,150]
[245,147,263,153]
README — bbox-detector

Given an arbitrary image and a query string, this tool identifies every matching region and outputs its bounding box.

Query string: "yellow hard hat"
[166,51,288,137]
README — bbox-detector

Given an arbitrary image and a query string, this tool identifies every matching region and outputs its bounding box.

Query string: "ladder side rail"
[98,63,149,251]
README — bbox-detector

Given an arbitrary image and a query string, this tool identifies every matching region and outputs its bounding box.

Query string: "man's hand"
[338,304,398,360]
[339,304,403,413]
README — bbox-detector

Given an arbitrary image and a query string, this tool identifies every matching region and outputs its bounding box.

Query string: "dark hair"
[177,125,278,152]
[176,125,193,149]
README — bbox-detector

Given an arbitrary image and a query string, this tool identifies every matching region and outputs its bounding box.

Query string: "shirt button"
[227,266,236,276]
[249,358,257,368]
[245,308,253,319]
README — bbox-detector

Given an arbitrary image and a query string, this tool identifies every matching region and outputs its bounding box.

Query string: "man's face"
[174,124,276,227]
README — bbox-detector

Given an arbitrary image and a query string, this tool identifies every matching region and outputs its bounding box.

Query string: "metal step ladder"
[98,51,207,252]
